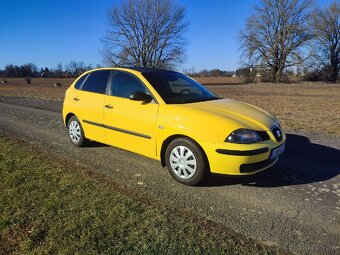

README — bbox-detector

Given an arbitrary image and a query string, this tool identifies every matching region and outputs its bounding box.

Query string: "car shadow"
[204,133,340,187]
[84,141,109,148]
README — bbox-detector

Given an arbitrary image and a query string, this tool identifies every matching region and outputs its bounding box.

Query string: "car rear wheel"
[165,138,208,186]
[67,116,87,147]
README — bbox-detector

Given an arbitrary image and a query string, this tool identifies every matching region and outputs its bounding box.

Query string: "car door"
[103,71,159,158]
[72,70,111,143]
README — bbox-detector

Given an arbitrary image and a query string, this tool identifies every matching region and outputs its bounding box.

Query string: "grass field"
[210,82,340,137]
[1,77,339,136]
[0,135,283,255]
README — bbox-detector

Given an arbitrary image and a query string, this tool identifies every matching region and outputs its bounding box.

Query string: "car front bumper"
[200,136,286,175]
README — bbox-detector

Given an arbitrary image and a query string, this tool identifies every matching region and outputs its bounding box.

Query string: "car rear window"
[80,70,111,94]
[74,73,88,89]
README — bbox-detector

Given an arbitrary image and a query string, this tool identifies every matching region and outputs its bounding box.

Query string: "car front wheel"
[165,138,208,186]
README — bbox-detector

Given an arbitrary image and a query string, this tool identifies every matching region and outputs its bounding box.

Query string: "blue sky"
[0,0,334,71]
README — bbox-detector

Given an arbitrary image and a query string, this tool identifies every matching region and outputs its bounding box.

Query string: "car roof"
[82,67,181,79]
[123,67,179,74]
[90,67,180,75]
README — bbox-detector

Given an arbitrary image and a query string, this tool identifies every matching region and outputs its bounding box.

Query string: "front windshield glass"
[142,72,220,104]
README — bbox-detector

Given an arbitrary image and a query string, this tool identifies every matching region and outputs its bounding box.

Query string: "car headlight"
[225,129,263,144]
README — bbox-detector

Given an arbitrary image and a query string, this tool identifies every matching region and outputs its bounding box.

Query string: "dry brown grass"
[208,83,340,137]
[193,76,244,85]
[1,78,339,136]
[0,78,74,101]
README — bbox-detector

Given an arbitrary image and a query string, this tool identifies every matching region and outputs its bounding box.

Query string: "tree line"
[240,0,339,83]
[102,0,339,83]
[0,61,95,78]
[1,0,338,83]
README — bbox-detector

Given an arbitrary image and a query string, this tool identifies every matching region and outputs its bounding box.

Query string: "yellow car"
[62,67,285,185]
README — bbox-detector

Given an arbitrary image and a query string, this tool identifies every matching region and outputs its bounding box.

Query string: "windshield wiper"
[176,99,200,104]
[197,96,221,102]
[176,97,221,104]
[205,96,222,101]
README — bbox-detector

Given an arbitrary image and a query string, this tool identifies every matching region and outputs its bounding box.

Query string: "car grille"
[240,158,276,173]
[271,126,283,142]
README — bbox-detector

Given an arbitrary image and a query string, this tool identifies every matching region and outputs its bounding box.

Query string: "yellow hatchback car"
[63,67,285,185]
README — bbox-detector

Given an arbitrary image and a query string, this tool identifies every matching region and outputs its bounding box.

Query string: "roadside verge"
[0,134,289,255]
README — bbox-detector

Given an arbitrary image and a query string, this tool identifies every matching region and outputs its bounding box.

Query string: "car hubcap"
[169,146,197,179]
[69,120,81,143]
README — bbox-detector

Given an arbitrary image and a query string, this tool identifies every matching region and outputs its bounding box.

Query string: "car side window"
[74,73,88,89]
[112,71,148,99]
[80,70,111,94]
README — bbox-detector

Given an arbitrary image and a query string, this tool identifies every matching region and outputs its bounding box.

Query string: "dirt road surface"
[0,96,339,255]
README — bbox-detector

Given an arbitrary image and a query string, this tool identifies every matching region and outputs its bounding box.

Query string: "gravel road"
[0,96,339,255]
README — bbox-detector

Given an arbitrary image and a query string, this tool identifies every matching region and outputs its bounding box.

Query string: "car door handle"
[104,104,113,109]
[73,97,79,101]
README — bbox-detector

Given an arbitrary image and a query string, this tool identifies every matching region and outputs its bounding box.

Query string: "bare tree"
[240,0,313,82]
[66,61,92,76]
[102,0,189,69]
[311,0,340,83]
[56,63,63,78]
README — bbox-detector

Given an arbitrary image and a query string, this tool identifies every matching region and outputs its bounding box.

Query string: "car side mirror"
[129,91,153,103]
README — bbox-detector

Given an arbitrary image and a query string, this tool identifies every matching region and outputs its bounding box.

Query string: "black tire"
[165,137,208,186]
[67,116,87,147]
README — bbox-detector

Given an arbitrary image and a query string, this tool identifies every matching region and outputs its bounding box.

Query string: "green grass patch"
[0,136,279,255]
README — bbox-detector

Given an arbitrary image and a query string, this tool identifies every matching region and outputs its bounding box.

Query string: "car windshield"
[142,72,220,104]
